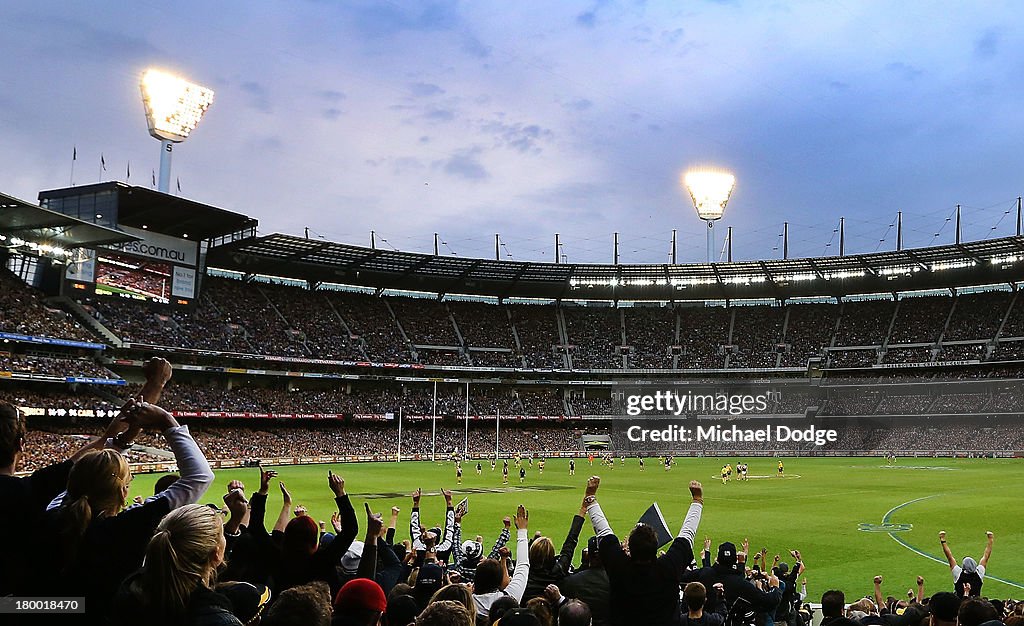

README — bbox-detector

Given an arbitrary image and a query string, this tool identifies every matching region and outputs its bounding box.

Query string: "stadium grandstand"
[3,184,1024,469]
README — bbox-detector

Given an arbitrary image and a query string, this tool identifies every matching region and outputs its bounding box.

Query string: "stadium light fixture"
[683,168,736,263]
[140,68,215,193]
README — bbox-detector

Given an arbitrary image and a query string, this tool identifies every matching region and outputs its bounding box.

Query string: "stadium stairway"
[50,296,124,348]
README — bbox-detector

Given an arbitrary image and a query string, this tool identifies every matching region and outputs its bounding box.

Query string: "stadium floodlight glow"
[140,68,215,193]
[683,168,736,263]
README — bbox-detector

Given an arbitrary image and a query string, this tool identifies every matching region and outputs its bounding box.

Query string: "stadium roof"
[0,190,138,248]
[38,182,258,241]
[207,233,1024,301]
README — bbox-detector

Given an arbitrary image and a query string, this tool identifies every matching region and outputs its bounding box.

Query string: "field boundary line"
[882,495,1023,590]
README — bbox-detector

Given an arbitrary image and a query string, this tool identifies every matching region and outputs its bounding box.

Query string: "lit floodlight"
[683,168,736,263]
[683,169,735,222]
[140,68,214,193]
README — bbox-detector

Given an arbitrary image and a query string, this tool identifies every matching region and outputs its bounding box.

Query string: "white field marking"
[881,495,1023,591]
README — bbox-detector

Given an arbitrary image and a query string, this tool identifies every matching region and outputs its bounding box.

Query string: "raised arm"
[488,517,512,559]
[503,505,532,602]
[273,481,293,533]
[661,480,703,572]
[128,402,214,509]
[916,576,925,604]
[357,503,384,580]
[873,575,885,612]
[555,511,585,576]
[435,488,456,556]
[248,466,278,537]
[317,471,358,564]
[581,476,613,537]
[980,531,993,568]
[410,488,425,551]
[939,531,956,569]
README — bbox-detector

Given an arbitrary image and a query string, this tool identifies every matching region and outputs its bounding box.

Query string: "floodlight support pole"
[783,222,789,260]
[495,234,500,261]
[495,407,500,458]
[839,217,846,257]
[706,221,714,263]
[897,211,903,251]
[613,232,619,265]
[671,229,677,264]
[555,234,560,264]
[371,231,376,249]
[434,233,439,256]
[158,140,173,193]
[431,381,437,462]
[465,382,470,457]
[397,407,403,462]
[727,226,733,263]
[956,204,962,244]
[1017,197,1022,236]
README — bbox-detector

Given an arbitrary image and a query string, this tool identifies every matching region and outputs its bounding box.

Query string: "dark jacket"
[523,514,584,601]
[602,533,696,626]
[683,564,783,622]
[560,566,611,626]
[0,459,72,596]
[249,492,357,597]
[112,573,243,626]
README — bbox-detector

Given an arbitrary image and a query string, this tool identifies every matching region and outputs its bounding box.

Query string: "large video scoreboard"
[65,225,198,305]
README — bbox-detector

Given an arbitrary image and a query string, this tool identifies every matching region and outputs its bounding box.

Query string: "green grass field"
[132,457,1023,599]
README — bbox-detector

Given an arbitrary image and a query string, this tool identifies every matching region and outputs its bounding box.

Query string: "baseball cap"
[334,578,387,614]
[717,542,737,566]
[777,562,789,575]
[217,581,272,625]
[340,540,365,575]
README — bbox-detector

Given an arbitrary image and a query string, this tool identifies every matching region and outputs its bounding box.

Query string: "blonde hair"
[430,584,476,625]
[55,449,131,570]
[130,504,224,618]
[529,536,555,569]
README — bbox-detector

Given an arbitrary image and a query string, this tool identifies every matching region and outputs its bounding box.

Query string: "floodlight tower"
[140,69,215,193]
[683,168,736,263]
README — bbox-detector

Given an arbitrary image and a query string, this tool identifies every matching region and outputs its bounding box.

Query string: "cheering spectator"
[471,505,531,621]
[940,530,993,597]
[40,398,214,621]
[583,476,704,626]
[111,504,243,626]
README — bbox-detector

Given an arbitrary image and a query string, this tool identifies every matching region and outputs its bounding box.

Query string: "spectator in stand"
[819,590,858,626]
[262,581,334,626]
[39,397,214,622]
[560,536,609,626]
[111,504,244,626]
[583,475,704,626]
[332,577,388,626]
[679,582,727,626]
[0,357,171,598]
[522,504,584,601]
[416,600,474,626]
[940,530,993,597]
[248,466,357,597]
[684,537,783,626]
[471,505,531,621]
[929,592,961,626]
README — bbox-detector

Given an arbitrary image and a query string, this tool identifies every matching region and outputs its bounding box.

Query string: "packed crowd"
[59,272,1024,370]
[4,372,1017,626]
[0,267,94,341]
[0,352,118,379]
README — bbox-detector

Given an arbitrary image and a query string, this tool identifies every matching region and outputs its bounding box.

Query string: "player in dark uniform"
[456,462,463,485]
[569,459,575,476]
[476,461,482,475]
[519,466,526,483]
[639,457,645,472]
[502,460,509,484]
